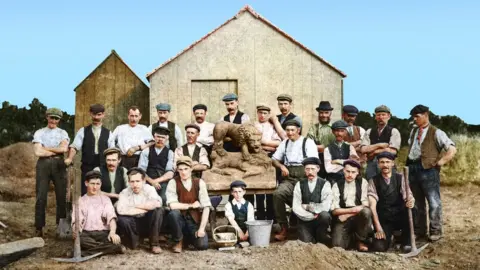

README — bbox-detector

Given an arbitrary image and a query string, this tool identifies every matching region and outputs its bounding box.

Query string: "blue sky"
[1,1,478,124]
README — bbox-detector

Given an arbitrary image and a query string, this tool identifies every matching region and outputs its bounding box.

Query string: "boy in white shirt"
[224,180,255,241]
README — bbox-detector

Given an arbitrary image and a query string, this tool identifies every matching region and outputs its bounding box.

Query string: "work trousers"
[167,210,208,250]
[371,210,411,251]
[35,157,66,229]
[273,166,305,225]
[332,208,372,249]
[297,211,331,244]
[117,208,164,249]
[80,230,122,256]
[408,161,443,237]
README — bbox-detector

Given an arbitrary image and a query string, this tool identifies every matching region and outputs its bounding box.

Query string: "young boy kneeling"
[224,180,255,241]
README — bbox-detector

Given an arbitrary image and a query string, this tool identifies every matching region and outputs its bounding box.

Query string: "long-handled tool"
[57,165,73,239]
[400,166,428,258]
[52,167,102,263]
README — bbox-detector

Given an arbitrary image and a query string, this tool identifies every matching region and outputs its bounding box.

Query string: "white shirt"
[138,146,174,173]
[224,198,255,222]
[32,127,70,147]
[331,178,369,210]
[219,112,250,123]
[195,121,215,147]
[173,143,210,170]
[148,121,184,149]
[70,125,115,154]
[165,178,212,208]
[255,121,281,142]
[112,124,152,155]
[292,178,332,221]
[272,136,317,166]
[116,184,162,214]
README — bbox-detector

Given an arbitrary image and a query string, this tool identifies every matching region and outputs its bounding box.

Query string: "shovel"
[57,165,73,239]
[52,167,102,263]
[400,166,428,258]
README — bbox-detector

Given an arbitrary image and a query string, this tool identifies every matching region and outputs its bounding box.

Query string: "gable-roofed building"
[146,5,346,133]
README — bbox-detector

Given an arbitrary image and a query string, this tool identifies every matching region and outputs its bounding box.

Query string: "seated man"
[166,156,211,253]
[323,120,359,184]
[224,180,255,241]
[173,124,210,179]
[331,160,371,252]
[94,147,128,204]
[292,157,333,244]
[72,170,124,256]
[368,152,415,252]
[116,167,164,254]
[138,126,174,204]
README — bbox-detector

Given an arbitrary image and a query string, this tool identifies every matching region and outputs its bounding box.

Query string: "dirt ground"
[1,143,479,269]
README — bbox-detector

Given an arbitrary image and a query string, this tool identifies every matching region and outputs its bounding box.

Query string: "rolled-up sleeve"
[198,180,212,208]
[360,129,372,147]
[32,129,44,144]
[199,147,210,168]
[389,128,401,150]
[104,198,117,225]
[435,129,455,151]
[305,138,318,158]
[165,150,174,172]
[324,147,341,173]
[144,185,162,206]
[361,179,369,207]
[224,202,234,219]
[331,183,341,210]
[367,179,379,201]
[272,140,286,161]
[166,179,178,206]
[70,128,84,150]
[174,125,184,147]
[241,114,250,124]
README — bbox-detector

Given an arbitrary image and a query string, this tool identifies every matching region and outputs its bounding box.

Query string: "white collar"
[231,198,246,206]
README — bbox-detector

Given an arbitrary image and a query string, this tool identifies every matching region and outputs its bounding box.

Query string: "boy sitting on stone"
[224,180,255,241]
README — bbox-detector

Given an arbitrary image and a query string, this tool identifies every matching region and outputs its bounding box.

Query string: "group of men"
[33,92,456,255]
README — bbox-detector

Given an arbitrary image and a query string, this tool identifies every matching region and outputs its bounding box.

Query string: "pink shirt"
[255,121,281,142]
[72,194,117,232]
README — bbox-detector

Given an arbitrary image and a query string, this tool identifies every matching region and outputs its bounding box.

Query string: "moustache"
[196,117,204,121]
[227,108,235,111]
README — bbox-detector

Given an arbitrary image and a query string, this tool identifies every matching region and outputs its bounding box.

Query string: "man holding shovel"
[368,152,415,252]
[72,170,125,256]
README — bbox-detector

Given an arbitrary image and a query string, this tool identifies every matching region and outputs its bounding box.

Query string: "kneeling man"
[166,156,211,253]
[72,170,124,256]
[331,160,371,251]
[292,157,332,244]
[368,152,414,252]
[116,167,164,254]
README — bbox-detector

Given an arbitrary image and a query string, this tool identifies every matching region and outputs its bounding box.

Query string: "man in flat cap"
[360,105,401,180]
[407,104,456,242]
[331,160,371,251]
[292,157,333,244]
[138,126,174,204]
[149,103,184,151]
[166,156,212,253]
[276,94,302,129]
[173,124,210,178]
[112,106,153,169]
[323,120,359,184]
[192,104,215,151]
[254,104,286,220]
[220,93,251,152]
[307,101,336,178]
[67,103,115,195]
[368,152,415,252]
[93,147,128,204]
[272,119,318,241]
[116,167,164,254]
[72,170,125,256]
[342,105,366,163]
[32,107,70,237]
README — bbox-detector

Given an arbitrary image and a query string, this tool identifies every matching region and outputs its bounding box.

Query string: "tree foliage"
[0,98,74,147]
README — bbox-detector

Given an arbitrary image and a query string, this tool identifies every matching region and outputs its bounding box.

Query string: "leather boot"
[274,224,288,241]
[172,240,183,253]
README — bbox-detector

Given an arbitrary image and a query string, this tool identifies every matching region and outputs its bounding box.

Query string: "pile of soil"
[0,143,38,199]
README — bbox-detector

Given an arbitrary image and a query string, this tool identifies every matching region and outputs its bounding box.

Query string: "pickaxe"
[400,166,428,258]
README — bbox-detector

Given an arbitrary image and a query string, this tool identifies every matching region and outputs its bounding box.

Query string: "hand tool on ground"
[57,165,73,239]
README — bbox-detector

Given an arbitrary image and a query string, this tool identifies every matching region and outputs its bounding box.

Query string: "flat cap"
[375,105,391,114]
[85,170,102,181]
[230,180,247,189]
[316,101,333,111]
[277,94,293,102]
[222,93,238,102]
[103,147,121,157]
[410,104,429,116]
[302,157,322,166]
[283,119,301,128]
[89,103,105,114]
[46,108,63,118]
[176,156,193,167]
[343,159,361,170]
[331,120,349,130]
[185,123,200,132]
[343,105,359,115]
[152,126,170,136]
[376,151,396,161]
[256,104,271,111]
[193,104,207,112]
[127,167,146,177]
[156,103,171,111]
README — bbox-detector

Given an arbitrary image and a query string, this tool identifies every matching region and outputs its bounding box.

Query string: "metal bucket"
[245,220,273,247]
